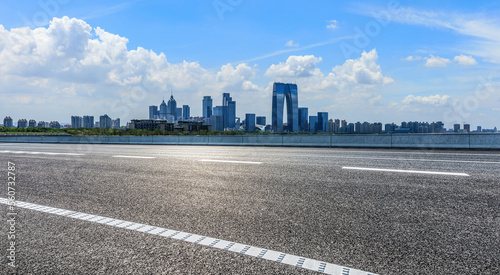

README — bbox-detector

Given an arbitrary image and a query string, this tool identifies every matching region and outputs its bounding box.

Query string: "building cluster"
[3,83,498,133]
[70,115,120,129]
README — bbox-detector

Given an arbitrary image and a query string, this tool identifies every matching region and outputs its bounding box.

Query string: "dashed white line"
[112,155,156,159]
[317,155,500,164]
[0,198,377,275]
[0,150,84,156]
[199,159,262,164]
[342,167,470,177]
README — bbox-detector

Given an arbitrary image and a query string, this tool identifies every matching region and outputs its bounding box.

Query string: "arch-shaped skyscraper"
[272,82,298,132]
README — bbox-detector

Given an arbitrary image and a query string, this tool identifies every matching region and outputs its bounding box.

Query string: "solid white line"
[112,155,156,159]
[0,150,84,156]
[0,198,377,275]
[342,167,470,177]
[199,159,262,164]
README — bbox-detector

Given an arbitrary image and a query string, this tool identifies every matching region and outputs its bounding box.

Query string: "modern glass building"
[298,107,308,132]
[149,105,159,119]
[272,82,298,132]
[167,95,177,122]
[317,112,328,132]
[222,93,236,129]
[182,105,190,120]
[245,113,256,132]
[202,96,213,118]
[159,100,167,120]
[309,116,318,132]
[256,116,266,126]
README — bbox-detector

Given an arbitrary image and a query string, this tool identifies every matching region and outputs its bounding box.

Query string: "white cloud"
[402,94,452,106]
[332,49,394,86]
[285,40,299,47]
[265,55,322,78]
[403,56,422,61]
[0,17,263,121]
[326,20,338,29]
[453,54,478,65]
[425,55,451,67]
[359,6,500,63]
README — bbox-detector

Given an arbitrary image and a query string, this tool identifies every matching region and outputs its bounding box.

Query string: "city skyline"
[0,1,499,128]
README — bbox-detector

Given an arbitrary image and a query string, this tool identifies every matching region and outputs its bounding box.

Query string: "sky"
[0,0,499,128]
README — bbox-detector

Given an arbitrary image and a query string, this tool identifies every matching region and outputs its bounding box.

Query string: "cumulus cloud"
[285,40,299,47]
[331,49,394,86]
[326,20,338,29]
[425,55,451,67]
[453,54,478,65]
[403,56,422,61]
[265,55,322,78]
[402,94,452,106]
[0,17,264,121]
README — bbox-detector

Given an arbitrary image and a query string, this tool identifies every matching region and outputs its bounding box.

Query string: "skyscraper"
[28,119,37,128]
[222,93,236,129]
[100,114,112,129]
[272,82,299,132]
[317,112,328,132]
[309,116,318,132]
[298,107,308,132]
[203,96,213,118]
[149,105,159,119]
[182,105,190,120]
[159,100,167,120]
[464,124,470,133]
[71,116,82,128]
[454,124,460,132]
[176,107,182,121]
[18,119,27,128]
[167,95,177,122]
[83,116,94,128]
[3,117,13,128]
[245,113,256,132]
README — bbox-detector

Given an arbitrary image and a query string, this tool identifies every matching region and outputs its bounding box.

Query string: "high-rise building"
[477,126,482,132]
[112,118,120,129]
[272,83,299,132]
[256,116,266,126]
[202,96,213,118]
[71,116,83,128]
[298,107,308,132]
[182,105,190,120]
[38,121,47,128]
[100,114,112,129]
[222,93,236,129]
[83,116,94,128]
[149,105,159,119]
[454,124,460,132]
[317,112,328,132]
[49,121,61,129]
[159,100,167,120]
[17,119,27,128]
[464,124,470,133]
[167,95,177,122]
[208,115,224,131]
[28,119,36,128]
[176,108,182,121]
[245,113,256,132]
[309,116,318,132]
[3,117,13,128]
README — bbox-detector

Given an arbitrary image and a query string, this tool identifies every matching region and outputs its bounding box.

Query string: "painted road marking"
[112,155,156,159]
[0,150,84,156]
[0,198,377,275]
[199,159,262,164]
[342,167,470,177]
[317,155,500,164]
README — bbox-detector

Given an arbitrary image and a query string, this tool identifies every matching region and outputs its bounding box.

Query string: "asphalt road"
[0,143,499,274]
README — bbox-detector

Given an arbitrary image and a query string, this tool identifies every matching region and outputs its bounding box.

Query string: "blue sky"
[1,0,499,128]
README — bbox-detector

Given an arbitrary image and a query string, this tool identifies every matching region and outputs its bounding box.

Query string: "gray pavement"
[0,143,499,274]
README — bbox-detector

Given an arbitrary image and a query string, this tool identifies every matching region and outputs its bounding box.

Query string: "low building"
[128,119,174,131]
[175,121,210,132]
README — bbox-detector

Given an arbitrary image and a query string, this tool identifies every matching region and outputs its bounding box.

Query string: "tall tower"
[159,100,167,120]
[167,94,177,122]
[222,93,236,129]
[272,82,298,132]
[203,96,213,118]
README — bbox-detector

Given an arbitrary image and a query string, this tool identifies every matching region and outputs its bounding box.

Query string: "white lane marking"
[0,150,84,156]
[199,159,262,164]
[316,155,500,164]
[0,198,377,275]
[342,167,470,177]
[112,155,156,159]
